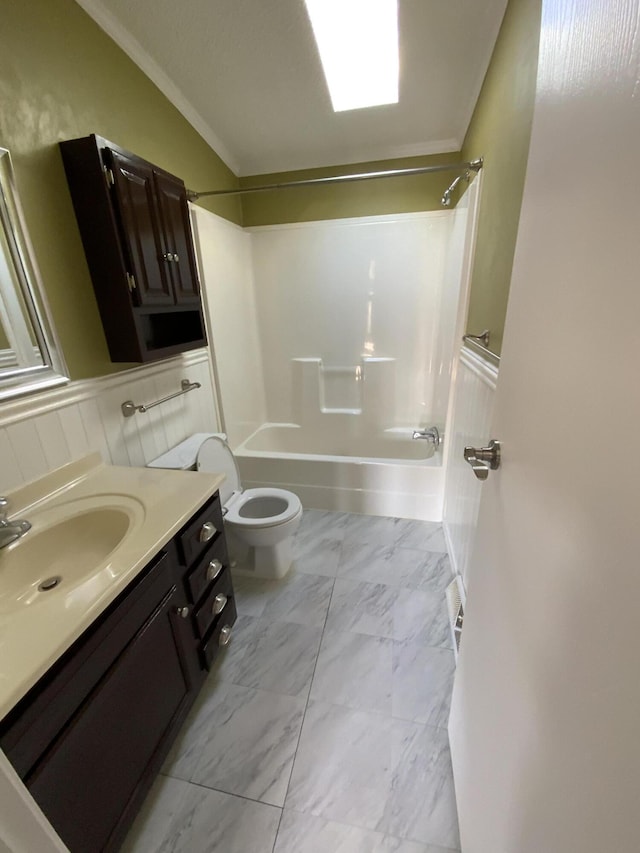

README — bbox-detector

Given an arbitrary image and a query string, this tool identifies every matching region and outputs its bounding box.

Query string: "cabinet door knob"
[219,625,232,646]
[212,593,227,615]
[207,559,223,582]
[199,522,217,542]
[175,606,190,619]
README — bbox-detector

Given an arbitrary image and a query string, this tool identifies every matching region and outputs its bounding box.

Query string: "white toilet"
[148,433,302,579]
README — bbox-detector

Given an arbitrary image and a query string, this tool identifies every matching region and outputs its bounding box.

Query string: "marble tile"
[326,579,396,638]
[226,618,323,697]
[124,775,281,853]
[338,543,452,593]
[191,683,306,806]
[343,515,415,548]
[274,810,456,853]
[259,571,335,628]
[392,642,455,728]
[327,579,450,649]
[377,724,460,849]
[293,534,343,577]
[286,702,459,848]
[121,775,191,853]
[297,508,352,541]
[232,574,279,617]
[391,587,452,649]
[396,521,447,554]
[310,630,393,714]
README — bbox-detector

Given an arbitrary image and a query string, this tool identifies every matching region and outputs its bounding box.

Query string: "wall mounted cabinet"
[60,135,206,362]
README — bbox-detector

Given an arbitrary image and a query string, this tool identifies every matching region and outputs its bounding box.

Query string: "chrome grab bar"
[121,379,201,418]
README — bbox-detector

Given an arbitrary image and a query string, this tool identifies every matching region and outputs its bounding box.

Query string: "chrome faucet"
[0,497,32,550]
[412,426,442,446]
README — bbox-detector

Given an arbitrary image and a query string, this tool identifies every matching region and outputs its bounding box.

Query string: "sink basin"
[0,496,144,613]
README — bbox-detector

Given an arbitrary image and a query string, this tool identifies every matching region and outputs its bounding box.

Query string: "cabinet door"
[109,150,174,306]
[27,583,193,853]
[153,170,201,304]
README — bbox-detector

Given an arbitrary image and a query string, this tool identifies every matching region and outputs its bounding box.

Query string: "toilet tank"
[147,433,227,470]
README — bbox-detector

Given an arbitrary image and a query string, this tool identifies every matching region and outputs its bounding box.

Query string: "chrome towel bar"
[462,330,501,363]
[121,379,201,418]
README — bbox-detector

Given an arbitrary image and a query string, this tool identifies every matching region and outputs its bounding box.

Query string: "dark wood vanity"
[0,492,236,853]
[59,134,206,363]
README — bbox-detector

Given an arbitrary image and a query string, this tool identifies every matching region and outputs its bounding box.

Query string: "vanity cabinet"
[0,491,236,853]
[59,134,206,363]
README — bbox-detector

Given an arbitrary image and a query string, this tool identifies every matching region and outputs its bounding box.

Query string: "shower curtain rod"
[186,157,483,200]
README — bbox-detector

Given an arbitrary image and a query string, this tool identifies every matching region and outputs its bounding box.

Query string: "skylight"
[304,0,399,113]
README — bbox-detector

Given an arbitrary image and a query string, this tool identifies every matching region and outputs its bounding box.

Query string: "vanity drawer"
[177,493,224,567]
[193,568,234,639]
[200,599,238,670]
[185,533,229,604]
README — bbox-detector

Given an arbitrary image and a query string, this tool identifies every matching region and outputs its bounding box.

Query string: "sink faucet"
[412,426,442,446]
[0,497,32,550]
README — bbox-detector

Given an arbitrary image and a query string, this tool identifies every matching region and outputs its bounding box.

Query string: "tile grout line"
[270,522,345,852]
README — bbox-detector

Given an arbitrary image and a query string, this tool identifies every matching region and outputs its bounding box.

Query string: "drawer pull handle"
[199,522,217,542]
[219,625,232,646]
[206,559,223,582]
[212,594,227,615]
[175,606,190,619]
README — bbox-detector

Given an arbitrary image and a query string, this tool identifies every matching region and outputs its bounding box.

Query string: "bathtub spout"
[412,426,442,446]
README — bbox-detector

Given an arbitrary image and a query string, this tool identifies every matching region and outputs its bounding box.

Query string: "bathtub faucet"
[412,426,441,447]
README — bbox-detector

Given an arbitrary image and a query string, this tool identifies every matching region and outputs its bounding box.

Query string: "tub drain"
[38,576,62,592]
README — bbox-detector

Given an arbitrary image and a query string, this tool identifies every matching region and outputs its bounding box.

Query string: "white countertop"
[0,453,224,719]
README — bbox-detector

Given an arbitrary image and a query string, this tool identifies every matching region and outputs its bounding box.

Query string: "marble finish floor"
[123,510,460,853]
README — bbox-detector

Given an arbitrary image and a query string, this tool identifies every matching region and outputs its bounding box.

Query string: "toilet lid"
[196,436,241,506]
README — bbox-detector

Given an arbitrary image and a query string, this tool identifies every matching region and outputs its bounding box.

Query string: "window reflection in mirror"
[0,147,67,401]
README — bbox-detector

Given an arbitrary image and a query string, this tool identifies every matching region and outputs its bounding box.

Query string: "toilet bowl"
[148,433,302,579]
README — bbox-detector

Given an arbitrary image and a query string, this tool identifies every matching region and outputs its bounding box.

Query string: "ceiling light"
[304,0,399,113]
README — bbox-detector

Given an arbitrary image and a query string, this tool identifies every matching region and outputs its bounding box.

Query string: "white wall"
[190,208,267,449]
[248,212,453,429]
[0,349,218,493]
[443,347,497,586]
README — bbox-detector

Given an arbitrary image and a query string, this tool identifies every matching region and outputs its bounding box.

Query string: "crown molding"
[74,0,239,174]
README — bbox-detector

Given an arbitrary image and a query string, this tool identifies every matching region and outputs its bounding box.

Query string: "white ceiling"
[77,0,508,176]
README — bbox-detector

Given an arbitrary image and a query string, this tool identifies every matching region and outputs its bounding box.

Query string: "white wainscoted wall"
[443,345,498,590]
[0,348,219,493]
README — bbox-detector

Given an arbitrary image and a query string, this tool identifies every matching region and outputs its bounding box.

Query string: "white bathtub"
[235,423,444,521]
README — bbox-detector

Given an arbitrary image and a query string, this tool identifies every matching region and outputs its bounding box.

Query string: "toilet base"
[225,526,295,580]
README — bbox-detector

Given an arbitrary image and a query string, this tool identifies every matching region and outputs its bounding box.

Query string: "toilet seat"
[224,487,302,529]
[196,436,302,528]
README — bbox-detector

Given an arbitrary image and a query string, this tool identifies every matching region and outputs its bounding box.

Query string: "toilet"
[148,433,302,579]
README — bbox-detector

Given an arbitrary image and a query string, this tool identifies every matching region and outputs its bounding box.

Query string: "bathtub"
[234,423,444,521]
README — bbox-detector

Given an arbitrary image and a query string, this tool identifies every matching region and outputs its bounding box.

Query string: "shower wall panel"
[248,211,453,431]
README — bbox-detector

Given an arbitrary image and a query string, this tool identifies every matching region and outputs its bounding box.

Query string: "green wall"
[240,151,462,226]
[462,0,541,355]
[0,0,240,380]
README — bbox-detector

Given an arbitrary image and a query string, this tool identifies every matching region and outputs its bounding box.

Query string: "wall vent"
[446,574,466,660]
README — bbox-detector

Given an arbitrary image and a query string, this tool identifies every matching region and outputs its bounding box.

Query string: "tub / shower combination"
[236,420,444,522]
[193,195,480,524]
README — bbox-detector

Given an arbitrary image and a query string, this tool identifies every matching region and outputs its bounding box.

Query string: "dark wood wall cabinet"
[0,492,236,853]
[59,134,207,362]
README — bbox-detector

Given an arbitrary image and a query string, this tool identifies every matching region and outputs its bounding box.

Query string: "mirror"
[0,147,68,402]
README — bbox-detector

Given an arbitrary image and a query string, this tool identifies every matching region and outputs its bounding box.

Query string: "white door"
[448,1,640,851]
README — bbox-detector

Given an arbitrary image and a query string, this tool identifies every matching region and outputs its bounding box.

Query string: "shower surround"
[192,205,474,520]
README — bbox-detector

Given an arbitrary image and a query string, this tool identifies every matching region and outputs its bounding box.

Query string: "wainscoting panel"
[0,350,219,494]
[443,346,498,588]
